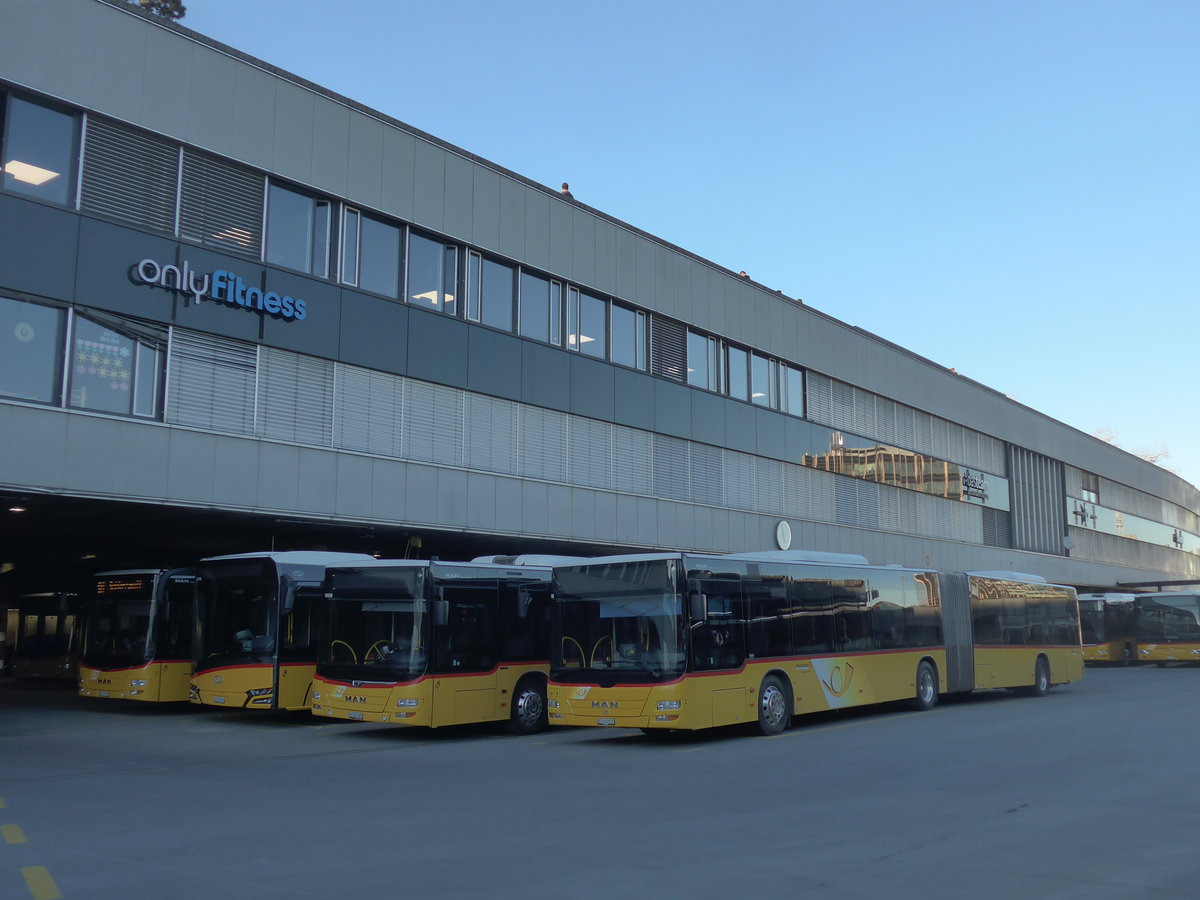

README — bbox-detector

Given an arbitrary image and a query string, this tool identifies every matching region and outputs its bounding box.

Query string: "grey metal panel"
[471,165,501,253]
[614,227,637,302]
[403,459,437,524]
[654,243,674,318]
[570,207,595,288]
[548,200,572,278]
[673,501,695,551]
[467,472,497,531]
[407,310,468,389]
[311,97,350,199]
[435,468,467,526]
[465,326,521,401]
[652,379,691,440]
[593,490,617,544]
[260,268,340,359]
[692,505,713,551]
[230,64,276,172]
[521,480,549,535]
[689,390,727,449]
[783,418,814,466]
[656,500,676,547]
[724,401,757,455]
[380,127,416,223]
[164,429,216,503]
[333,454,374,518]
[186,45,237,157]
[412,141,446,232]
[297,448,337,513]
[211,436,260,507]
[345,113,384,210]
[370,458,407,521]
[709,507,730,552]
[272,82,315,185]
[569,354,615,422]
[522,188,550,272]
[0,2,50,98]
[255,442,301,510]
[593,219,617,295]
[0,404,67,490]
[75,220,175,322]
[634,236,656,309]
[2,195,79,302]
[520,342,570,413]
[613,367,655,431]
[571,488,596,540]
[755,408,785,462]
[498,177,526,261]
[168,245,262,342]
[443,153,473,242]
[615,494,638,545]
[86,4,145,125]
[546,484,572,537]
[635,496,658,546]
[338,289,408,376]
[111,422,171,500]
[672,255,694,326]
[140,24,190,138]
[494,476,523,533]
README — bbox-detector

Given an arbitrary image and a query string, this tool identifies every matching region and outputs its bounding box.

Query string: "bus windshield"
[320,567,428,682]
[1138,595,1200,642]
[82,598,152,668]
[196,565,277,668]
[552,559,685,682]
[1078,599,1105,644]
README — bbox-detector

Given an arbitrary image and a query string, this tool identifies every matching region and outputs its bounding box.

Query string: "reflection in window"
[1,95,79,206]
[785,365,804,416]
[578,292,607,359]
[265,183,330,277]
[68,314,164,418]
[751,353,777,408]
[687,331,720,390]
[727,346,748,401]
[478,256,514,331]
[611,304,646,370]
[519,271,552,343]
[0,296,65,404]
[409,232,457,313]
[359,216,401,298]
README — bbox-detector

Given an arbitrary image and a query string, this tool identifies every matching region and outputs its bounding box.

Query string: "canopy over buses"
[545,550,1084,735]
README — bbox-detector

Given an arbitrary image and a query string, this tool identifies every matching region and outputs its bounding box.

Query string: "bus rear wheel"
[1024,656,1050,697]
[913,660,937,711]
[756,675,790,736]
[508,678,547,734]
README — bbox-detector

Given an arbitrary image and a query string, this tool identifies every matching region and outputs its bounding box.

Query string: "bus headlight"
[131,680,147,687]
[396,698,418,708]
[656,700,681,710]
[547,698,560,709]
[246,688,273,705]
[311,692,321,701]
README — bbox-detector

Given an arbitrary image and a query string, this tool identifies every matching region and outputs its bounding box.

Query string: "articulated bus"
[546,551,1083,735]
[1077,593,1137,664]
[78,569,196,702]
[1135,592,1200,666]
[311,558,563,733]
[8,591,81,681]
[189,551,376,711]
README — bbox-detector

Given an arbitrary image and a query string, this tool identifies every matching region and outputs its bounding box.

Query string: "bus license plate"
[597,717,616,726]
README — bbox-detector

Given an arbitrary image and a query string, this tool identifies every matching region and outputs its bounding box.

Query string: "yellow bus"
[8,591,81,681]
[1135,591,1200,666]
[189,551,375,711]
[1077,592,1137,665]
[78,569,197,702]
[311,558,562,733]
[546,551,1084,735]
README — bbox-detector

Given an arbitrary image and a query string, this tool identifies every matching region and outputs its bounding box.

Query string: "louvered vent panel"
[652,434,689,501]
[80,118,178,233]
[334,364,402,456]
[689,443,723,506]
[257,348,333,446]
[982,507,1010,547]
[465,393,518,475]
[754,457,783,514]
[165,330,257,434]
[723,452,755,511]
[179,148,263,255]
[568,417,612,489]
[782,463,810,519]
[519,406,568,482]
[613,426,653,495]
[403,380,464,466]
[650,315,686,382]
[805,372,833,426]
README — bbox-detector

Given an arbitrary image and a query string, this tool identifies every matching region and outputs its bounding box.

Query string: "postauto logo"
[133,258,307,322]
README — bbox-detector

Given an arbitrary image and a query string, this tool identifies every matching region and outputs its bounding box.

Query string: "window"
[576,292,607,359]
[409,232,458,314]
[519,271,555,343]
[611,304,646,370]
[68,313,164,418]
[265,183,330,277]
[1081,472,1100,504]
[340,208,360,286]
[1,94,79,206]
[727,346,748,401]
[359,215,401,298]
[687,331,720,390]
[784,365,804,416]
[466,253,513,331]
[751,353,777,407]
[0,296,65,404]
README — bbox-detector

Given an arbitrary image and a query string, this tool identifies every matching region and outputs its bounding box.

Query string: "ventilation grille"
[650,315,686,382]
[179,148,263,255]
[80,117,178,233]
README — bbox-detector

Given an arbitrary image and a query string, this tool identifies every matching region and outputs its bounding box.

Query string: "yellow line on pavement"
[22,866,63,900]
[2,823,28,844]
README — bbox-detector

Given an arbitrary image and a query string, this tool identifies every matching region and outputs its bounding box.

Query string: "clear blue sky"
[181,0,1200,490]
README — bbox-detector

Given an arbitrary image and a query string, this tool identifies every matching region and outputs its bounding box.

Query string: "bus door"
[276,579,320,710]
[155,570,200,701]
[431,582,499,727]
[689,574,746,727]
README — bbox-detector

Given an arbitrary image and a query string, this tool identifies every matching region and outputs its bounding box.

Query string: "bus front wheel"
[1024,656,1050,697]
[508,678,548,735]
[913,660,937,711]
[756,675,790,736]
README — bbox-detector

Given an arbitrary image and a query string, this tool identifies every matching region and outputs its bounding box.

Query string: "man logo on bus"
[591,700,619,709]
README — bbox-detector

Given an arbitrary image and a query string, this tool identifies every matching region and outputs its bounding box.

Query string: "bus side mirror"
[434,599,449,627]
[278,575,298,615]
[690,592,708,623]
[516,587,531,619]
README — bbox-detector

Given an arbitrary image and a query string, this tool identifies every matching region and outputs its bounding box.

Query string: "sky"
[179,0,1199,489]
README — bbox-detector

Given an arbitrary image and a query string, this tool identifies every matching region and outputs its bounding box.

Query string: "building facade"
[1,0,1197,591]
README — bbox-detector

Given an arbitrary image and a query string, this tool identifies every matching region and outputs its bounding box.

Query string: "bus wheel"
[508,679,547,735]
[913,660,937,711]
[1026,656,1050,697]
[756,675,790,736]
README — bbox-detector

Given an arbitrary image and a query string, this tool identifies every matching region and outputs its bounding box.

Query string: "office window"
[1,94,79,206]
[265,183,330,277]
[474,256,514,331]
[519,271,552,343]
[68,313,164,418]
[0,296,65,404]
[785,365,804,416]
[687,331,720,390]
[179,149,263,255]
[340,208,360,285]
[409,232,457,314]
[359,215,401,298]
[751,353,777,407]
[611,304,646,370]
[577,292,607,359]
[727,345,748,401]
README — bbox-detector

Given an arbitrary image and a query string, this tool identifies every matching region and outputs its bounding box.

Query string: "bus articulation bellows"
[311,557,571,733]
[546,551,1084,735]
[79,569,196,702]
